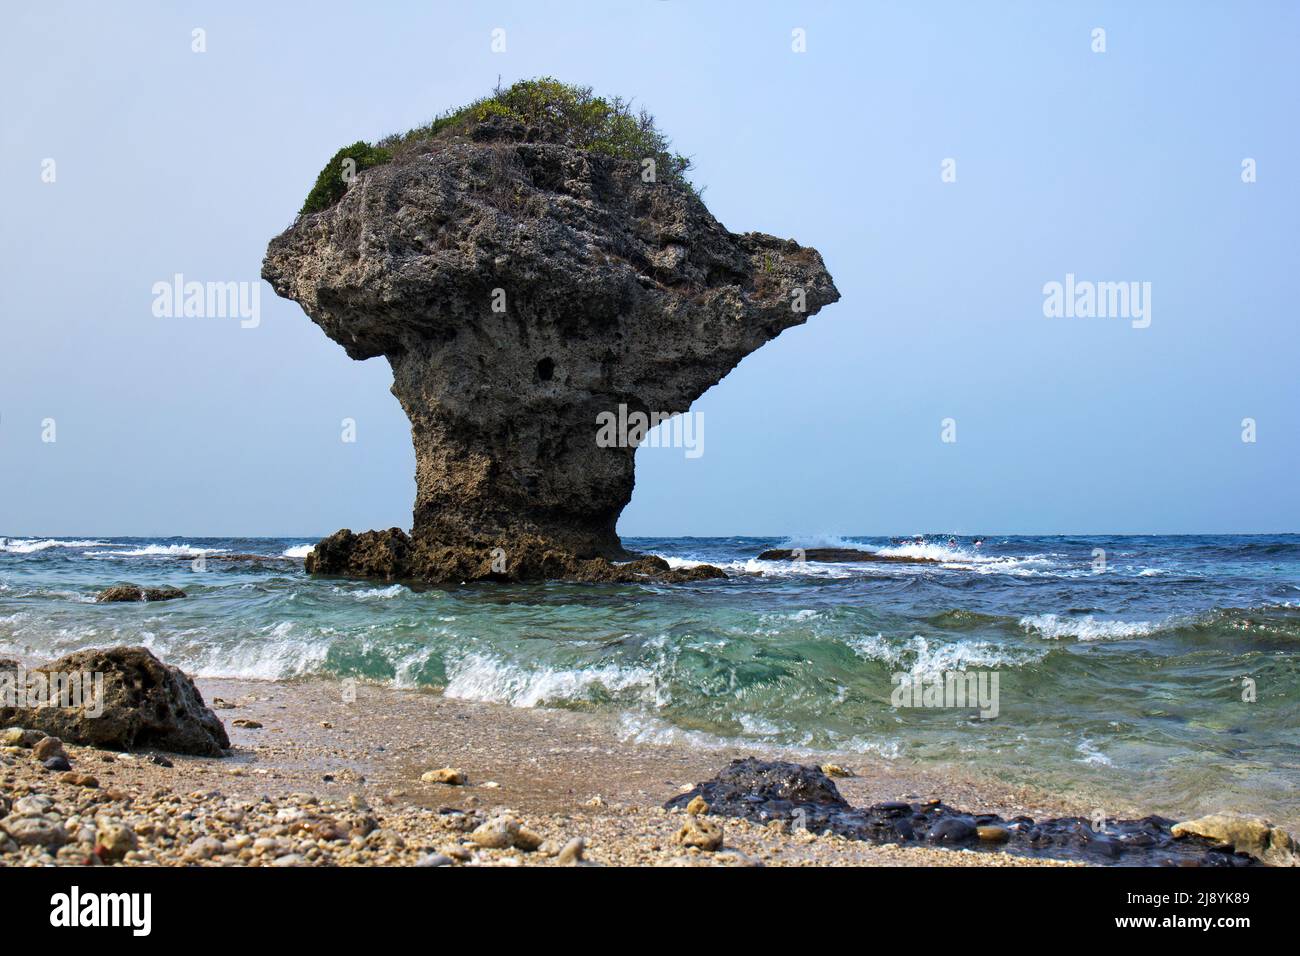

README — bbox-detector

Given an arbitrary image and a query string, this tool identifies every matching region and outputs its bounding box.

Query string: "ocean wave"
[0,538,109,554]
[849,633,1044,678]
[148,621,332,681]
[1020,613,1160,641]
[443,653,655,708]
[1,588,98,604]
[333,584,409,601]
[282,544,313,558]
[617,712,904,760]
[874,540,984,563]
[84,544,228,558]
[779,533,871,551]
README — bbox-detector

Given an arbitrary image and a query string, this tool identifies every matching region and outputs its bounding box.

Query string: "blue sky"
[1,1,1296,537]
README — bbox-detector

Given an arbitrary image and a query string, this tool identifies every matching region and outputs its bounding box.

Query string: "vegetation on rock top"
[298,78,693,216]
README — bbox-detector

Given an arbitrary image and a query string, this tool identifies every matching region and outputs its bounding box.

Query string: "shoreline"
[3,672,1137,866]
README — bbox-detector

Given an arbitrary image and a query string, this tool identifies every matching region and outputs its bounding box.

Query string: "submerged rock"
[95,585,187,603]
[667,759,1261,867]
[0,646,228,756]
[264,89,838,584]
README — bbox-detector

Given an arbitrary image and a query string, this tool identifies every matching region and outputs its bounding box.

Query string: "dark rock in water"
[669,758,851,810]
[177,553,300,565]
[0,646,228,756]
[928,816,978,844]
[264,100,837,584]
[756,548,940,565]
[96,585,187,603]
[666,759,1258,867]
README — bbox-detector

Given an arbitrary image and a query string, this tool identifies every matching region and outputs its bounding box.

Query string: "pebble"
[2,728,45,748]
[685,796,709,816]
[95,821,139,861]
[929,818,978,844]
[58,772,99,788]
[185,836,224,861]
[514,827,544,852]
[42,755,72,772]
[14,794,54,815]
[33,736,66,761]
[2,814,70,847]
[416,853,453,867]
[470,815,519,849]
[556,837,585,865]
[675,816,724,851]
[421,767,466,786]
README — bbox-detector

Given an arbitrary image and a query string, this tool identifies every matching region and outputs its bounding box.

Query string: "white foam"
[148,621,332,681]
[0,538,108,554]
[1020,613,1159,641]
[779,533,871,551]
[1076,738,1114,766]
[655,540,1063,580]
[339,584,408,600]
[616,712,904,761]
[85,544,227,558]
[849,633,1043,678]
[282,544,313,558]
[874,540,982,563]
[443,653,655,708]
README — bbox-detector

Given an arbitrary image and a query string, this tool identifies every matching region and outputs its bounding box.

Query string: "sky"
[1,0,1296,538]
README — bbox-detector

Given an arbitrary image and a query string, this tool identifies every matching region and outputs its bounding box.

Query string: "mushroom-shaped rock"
[264,84,839,583]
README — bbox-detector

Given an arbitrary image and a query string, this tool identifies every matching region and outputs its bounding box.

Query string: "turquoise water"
[2,533,1297,825]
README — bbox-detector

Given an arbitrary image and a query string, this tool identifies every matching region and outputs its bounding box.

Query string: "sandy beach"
[0,674,1101,867]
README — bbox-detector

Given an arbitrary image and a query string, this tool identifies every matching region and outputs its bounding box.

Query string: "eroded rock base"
[305,528,727,585]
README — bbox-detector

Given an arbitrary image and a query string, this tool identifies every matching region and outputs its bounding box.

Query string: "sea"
[2,533,1297,826]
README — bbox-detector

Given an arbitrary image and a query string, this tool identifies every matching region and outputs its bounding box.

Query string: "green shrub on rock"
[299,78,693,217]
[299,141,392,216]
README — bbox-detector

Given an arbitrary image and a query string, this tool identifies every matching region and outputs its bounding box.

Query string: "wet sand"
[3,674,1102,866]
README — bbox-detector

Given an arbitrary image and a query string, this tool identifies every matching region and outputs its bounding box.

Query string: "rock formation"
[264,100,839,583]
[0,647,229,756]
